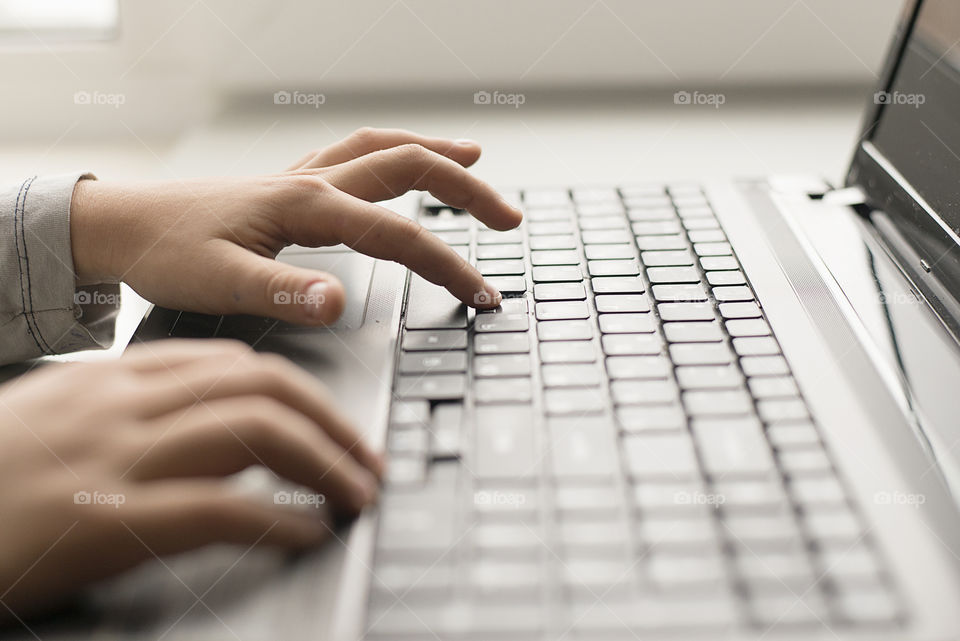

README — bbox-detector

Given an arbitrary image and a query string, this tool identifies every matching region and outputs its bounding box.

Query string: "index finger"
[289,186,502,309]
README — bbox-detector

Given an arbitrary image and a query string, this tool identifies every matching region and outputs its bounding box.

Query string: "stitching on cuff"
[14,175,52,355]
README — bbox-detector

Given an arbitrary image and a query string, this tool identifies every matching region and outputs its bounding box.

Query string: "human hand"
[0,340,381,618]
[70,128,523,324]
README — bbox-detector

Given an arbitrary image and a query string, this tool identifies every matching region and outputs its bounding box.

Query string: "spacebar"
[475,405,537,480]
[405,274,467,329]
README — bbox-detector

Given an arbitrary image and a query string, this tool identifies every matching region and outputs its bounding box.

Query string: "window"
[0,0,118,40]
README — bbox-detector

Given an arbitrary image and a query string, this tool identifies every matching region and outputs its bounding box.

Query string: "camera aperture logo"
[74,490,125,509]
[874,91,925,108]
[473,90,526,108]
[73,90,126,109]
[274,490,326,508]
[274,90,326,109]
[673,90,726,109]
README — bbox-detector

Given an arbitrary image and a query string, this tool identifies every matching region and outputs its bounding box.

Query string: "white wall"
[0,0,905,140]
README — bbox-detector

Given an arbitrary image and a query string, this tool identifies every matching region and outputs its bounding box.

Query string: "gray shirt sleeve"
[0,172,119,365]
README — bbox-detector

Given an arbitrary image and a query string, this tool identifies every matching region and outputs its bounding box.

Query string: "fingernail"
[455,138,478,146]
[482,281,502,307]
[303,281,329,319]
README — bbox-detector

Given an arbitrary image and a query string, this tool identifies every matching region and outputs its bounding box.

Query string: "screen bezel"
[845,0,960,336]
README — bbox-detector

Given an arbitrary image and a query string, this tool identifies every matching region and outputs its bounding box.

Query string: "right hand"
[0,340,382,619]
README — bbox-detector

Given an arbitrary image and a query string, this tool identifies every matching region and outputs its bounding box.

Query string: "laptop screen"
[871,0,960,234]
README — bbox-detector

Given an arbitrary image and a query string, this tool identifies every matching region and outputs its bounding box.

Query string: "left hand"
[70,128,523,325]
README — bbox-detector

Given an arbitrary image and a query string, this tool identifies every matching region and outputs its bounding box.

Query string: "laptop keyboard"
[366,185,902,638]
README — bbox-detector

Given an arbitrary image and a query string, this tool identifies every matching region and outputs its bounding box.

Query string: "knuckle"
[393,143,429,164]
[279,174,329,203]
[350,126,380,148]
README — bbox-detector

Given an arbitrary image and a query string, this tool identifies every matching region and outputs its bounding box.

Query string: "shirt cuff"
[0,172,119,364]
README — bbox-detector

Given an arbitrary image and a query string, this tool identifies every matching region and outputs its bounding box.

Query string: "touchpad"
[216,249,375,336]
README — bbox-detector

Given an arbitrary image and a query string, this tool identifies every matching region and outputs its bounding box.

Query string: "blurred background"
[0,0,904,186]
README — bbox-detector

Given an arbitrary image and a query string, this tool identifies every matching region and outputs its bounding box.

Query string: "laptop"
[10,0,960,638]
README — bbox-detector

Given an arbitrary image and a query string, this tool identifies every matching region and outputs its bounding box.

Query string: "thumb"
[219,247,346,325]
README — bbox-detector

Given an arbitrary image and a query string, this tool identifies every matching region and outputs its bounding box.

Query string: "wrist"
[70,179,125,285]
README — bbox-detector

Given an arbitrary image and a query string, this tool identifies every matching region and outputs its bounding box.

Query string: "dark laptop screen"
[872,0,960,235]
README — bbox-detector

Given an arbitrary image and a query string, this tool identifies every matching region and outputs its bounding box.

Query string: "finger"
[121,339,253,373]
[126,479,333,554]
[286,127,481,171]
[133,351,384,478]
[192,242,347,325]
[314,144,522,231]
[127,398,378,514]
[285,186,502,308]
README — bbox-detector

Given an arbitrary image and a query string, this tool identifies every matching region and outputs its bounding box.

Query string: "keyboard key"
[469,560,542,595]
[693,242,732,256]
[595,294,650,313]
[527,207,572,223]
[833,586,901,626]
[396,374,466,400]
[485,276,527,294]
[598,313,655,334]
[682,216,719,230]
[542,363,602,387]
[624,433,699,478]
[631,220,682,235]
[399,351,468,374]
[475,310,529,332]
[633,481,707,513]
[539,341,595,363]
[657,302,714,321]
[610,380,678,405]
[578,216,627,231]
[478,259,525,276]
[687,229,726,243]
[538,319,593,341]
[627,207,675,222]
[433,230,470,245]
[652,284,708,302]
[602,334,662,356]
[707,270,746,286]
[430,402,463,460]
[724,514,802,550]
[549,417,620,478]
[700,255,739,271]
[534,282,586,301]
[663,321,723,342]
[476,243,524,260]
[642,250,695,266]
[403,329,467,351]
[583,229,632,244]
[390,400,430,427]
[616,405,686,432]
[532,265,583,282]
[736,551,815,591]
[591,276,645,295]
[524,189,570,208]
[477,229,523,244]
[544,388,606,415]
[585,244,634,260]
[535,300,590,320]
[573,187,620,204]
[588,260,640,277]
[475,332,530,354]
[683,390,754,416]
[530,221,574,236]
[713,479,787,512]
[767,421,820,449]
[802,508,862,543]
[606,355,671,379]
[529,234,576,250]
[741,355,790,377]
[758,399,810,423]
[748,376,799,398]
[578,202,625,217]
[713,286,754,302]
[560,518,629,551]
[789,477,845,507]
[675,365,743,389]
[531,249,580,265]
[404,275,467,329]
[475,405,536,480]
[669,343,733,365]
[725,318,770,337]
[636,235,687,251]
[638,515,719,550]
[817,542,881,584]
[733,336,780,356]
[647,266,700,283]
[556,485,624,514]
[718,302,762,319]
[778,449,831,475]
[475,377,533,404]
[474,354,531,377]
[692,417,775,477]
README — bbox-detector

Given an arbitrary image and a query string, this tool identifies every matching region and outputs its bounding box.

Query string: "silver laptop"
[10,0,960,638]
